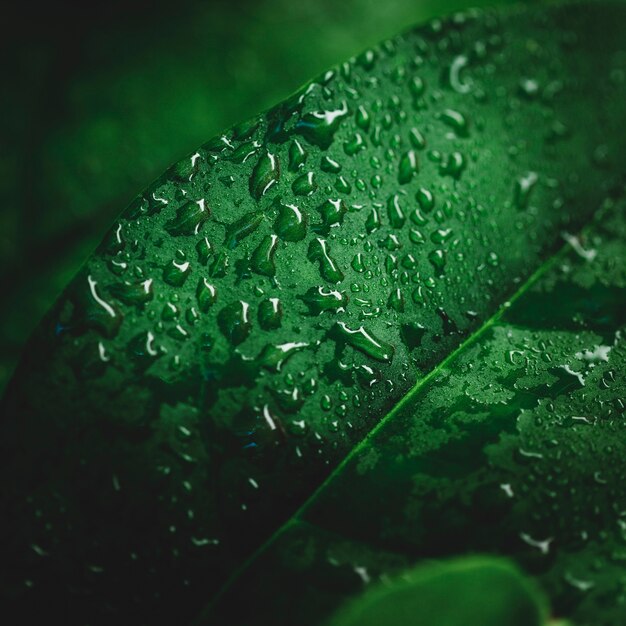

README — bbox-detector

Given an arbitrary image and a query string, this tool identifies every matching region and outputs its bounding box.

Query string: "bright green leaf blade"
[205,197,625,625]
[1,2,625,624]
[328,556,548,626]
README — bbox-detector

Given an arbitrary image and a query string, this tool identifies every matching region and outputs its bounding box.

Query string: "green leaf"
[328,556,548,626]
[202,201,626,626]
[198,198,626,626]
[1,2,625,625]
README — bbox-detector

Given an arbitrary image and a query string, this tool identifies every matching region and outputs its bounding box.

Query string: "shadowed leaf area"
[1,2,625,625]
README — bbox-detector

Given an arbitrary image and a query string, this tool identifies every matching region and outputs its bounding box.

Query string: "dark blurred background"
[0,0,534,392]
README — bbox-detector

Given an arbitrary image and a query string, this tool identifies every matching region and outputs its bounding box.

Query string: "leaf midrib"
[192,227,578,624]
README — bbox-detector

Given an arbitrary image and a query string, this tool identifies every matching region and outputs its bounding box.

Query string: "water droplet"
[250,151,280,200]
[351,253,366,272]
[344,132,366,156]
[428,249,446,276]
[230,140,260,164]
[410,208,428,226]
[307,238,344,283]
[409,128,426,150]
[449,54,471,94]
[258,298,282,329]
[365,206,381,234]
[208,250,229,278]
[400,322,425,349]
[486,251,499,267]
[518,77,540,99]
[69,274,122,338]
[314,198,347,233]
[439,152,466,179]
[409,76,425,97]
[165,199,209,236]
[257,342,309,372]
[334,175,352,194]
[438,109,469,137]
[387,288,404,312]
[288,139,307,171]
[163,257,191,287]
[320,156,342,173]
[379,233,402,251]
[196,278,217,312]
[250,234,279,277]
[430,228,453,244]
[398,150,418,184]
[416,187,435,212]
[355,105,371,130]
[412,285,426,305]
[224,211,264,249]
[295,101,348,148]
[387,194,406,228]
[274,201,307,241]
[330,322,394,363]
[109,279,153,306]
[218,301,251,345]
[196,237,212,264]
[356,48,377,70]
[514,171,539,209]
[292,171,317,196]
[299,286,348,314]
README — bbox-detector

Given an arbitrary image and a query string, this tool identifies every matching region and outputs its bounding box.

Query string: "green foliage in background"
[328,557,549,626]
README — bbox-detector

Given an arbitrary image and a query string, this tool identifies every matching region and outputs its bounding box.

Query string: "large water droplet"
[308,238,344,283]
[258,298,282,329]
[274,202,307,241]
[387,194,406,228]
[196,278,217,312]
[165,199,209,236]
[299,286,348,314]
[314,198,347,233]
[163,257,191,287]
[398,150,418,184]
[224,211,264,249]
[294,101,348,148]
[218,301,252,345]
[250,151,280,200]
[109,279,153,307]
[250,235,279,277]
[330,322,395,363]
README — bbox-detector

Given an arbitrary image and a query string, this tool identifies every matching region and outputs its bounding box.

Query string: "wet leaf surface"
[1,2,625,624]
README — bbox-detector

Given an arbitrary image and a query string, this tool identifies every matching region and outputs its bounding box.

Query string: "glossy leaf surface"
[205,197,626,626]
